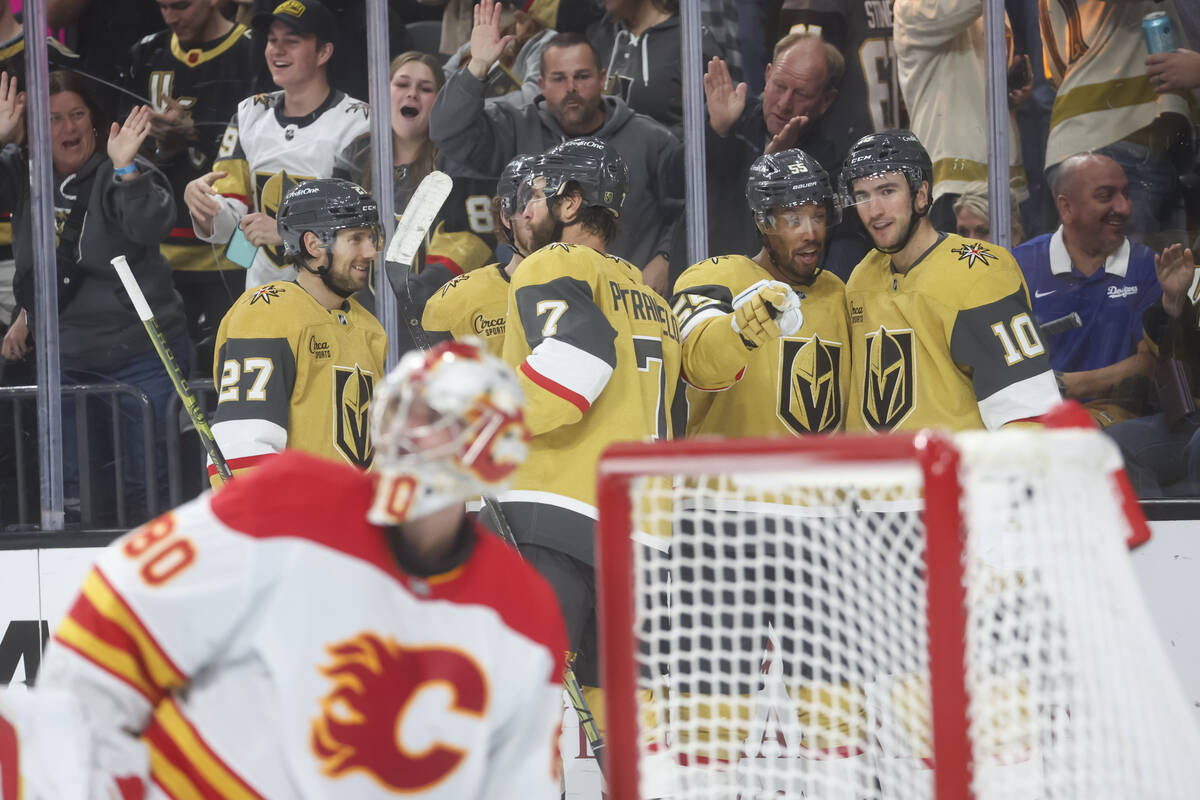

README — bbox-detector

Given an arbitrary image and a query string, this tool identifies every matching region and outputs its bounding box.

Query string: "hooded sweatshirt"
[1,147,187,370]
[587,14,721,136]
[431,68,684,271]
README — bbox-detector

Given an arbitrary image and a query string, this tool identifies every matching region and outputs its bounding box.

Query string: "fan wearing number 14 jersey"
[500,139,681,729]
[841,131,1060,431]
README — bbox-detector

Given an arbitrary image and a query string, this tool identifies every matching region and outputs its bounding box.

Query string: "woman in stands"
[334,52,500,349]
[0,69,188,526]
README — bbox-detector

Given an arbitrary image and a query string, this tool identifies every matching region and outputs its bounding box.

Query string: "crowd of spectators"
[2,0,1199,529]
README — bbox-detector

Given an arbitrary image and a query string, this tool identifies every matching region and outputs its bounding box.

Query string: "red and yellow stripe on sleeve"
[53,569,187,706]
[143,698,265,800]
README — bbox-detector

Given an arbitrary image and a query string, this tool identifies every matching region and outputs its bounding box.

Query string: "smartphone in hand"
[225,227,258,269]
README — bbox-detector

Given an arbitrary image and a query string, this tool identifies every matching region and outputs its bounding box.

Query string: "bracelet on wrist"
[113,163,138,177]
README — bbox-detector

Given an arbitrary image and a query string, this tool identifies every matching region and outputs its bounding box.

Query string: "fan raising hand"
[467,0,514,80]
[0,71,27,145]
[108,105,154,176]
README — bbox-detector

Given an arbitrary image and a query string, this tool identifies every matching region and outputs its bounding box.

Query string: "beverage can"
[1143,11,1178,55]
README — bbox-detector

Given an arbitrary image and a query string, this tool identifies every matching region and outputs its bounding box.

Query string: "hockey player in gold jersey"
[671,148,850,437]
[500,138,682,736]
[208,179,386,485]
[421,154,537,356]
[840,130,1060,431]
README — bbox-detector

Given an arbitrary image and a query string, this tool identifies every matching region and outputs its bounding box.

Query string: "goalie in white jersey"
[0,340,568,800]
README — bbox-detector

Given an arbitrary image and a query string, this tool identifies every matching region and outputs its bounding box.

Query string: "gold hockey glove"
[731,279,803,349]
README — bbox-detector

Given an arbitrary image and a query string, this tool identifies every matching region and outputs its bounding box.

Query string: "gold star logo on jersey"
[332,364,375,467]
[778,335,843,434]
[951,242,997,268]
[862,326,915,431]
[249,284,284,305]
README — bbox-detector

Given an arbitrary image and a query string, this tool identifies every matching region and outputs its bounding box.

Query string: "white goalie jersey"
[1,451,567,800]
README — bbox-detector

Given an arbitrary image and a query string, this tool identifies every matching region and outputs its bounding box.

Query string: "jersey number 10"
[990,313,1045,366]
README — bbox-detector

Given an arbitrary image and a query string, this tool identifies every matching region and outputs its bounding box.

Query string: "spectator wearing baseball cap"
[253,0,338,44]
[184,0,371,289]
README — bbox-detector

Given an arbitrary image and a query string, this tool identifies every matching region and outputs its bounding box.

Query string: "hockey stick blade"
[386,170,453,266]
[111,256,233,483]
[1039,311,1082,338]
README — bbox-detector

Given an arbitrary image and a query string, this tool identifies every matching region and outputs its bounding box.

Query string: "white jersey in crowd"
[1040,0,1191,168]
[201,89,371,289]
[894,0,1027,203]
[0,451,566,800]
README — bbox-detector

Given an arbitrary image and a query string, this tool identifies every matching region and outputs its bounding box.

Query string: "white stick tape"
[110,255,154,322]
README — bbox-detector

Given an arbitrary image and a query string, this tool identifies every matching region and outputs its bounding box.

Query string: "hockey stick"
[482,501,608,773]
[111,255,233,484]
[1039,311,1082,338]
[387,175,608,772]
[386,170,454,267]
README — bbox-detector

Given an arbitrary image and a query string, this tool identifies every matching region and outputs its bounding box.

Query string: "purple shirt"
[1012,228,1161,373]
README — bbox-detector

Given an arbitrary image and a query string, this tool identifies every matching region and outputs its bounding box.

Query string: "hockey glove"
[730,279,804,349]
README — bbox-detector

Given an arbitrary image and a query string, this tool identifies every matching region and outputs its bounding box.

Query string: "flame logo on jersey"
[861,326,915,431]
[332,364,375,468]
[778,336,843,434]
[311,633,489,792]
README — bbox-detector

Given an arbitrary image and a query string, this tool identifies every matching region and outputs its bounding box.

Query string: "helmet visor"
[515,176,551,215]
[757,203,830,235]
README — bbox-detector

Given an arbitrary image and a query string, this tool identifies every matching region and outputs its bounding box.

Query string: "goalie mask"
[368,340,530,525]
[277,178,382,258]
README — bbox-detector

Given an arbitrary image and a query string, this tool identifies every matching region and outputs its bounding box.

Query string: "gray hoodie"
[431,68,684,270]
[1,146,187,370]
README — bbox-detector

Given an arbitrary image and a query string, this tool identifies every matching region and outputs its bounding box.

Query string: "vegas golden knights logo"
[862,326,915,431]
[332,364,375,467]
[777,336,842,434]
[256,169,313,267]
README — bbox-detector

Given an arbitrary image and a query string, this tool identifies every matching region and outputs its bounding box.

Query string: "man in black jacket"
[703,32,868,279]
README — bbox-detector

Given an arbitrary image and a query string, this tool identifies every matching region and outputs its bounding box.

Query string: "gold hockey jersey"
[845,234,1061,432]
[421,263,510,356]
[501,243,682,511]
[209,282,387,484]
[672,255,850,437]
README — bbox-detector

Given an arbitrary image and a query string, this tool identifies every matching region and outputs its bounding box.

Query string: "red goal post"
[595,427,1199,800]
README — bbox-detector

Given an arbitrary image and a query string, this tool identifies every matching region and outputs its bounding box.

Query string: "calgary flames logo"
[311,633,489,792]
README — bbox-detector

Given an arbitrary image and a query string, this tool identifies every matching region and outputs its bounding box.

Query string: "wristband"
[113,163,137,177]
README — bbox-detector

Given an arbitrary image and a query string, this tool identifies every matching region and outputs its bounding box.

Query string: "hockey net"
[595,428,1200,800]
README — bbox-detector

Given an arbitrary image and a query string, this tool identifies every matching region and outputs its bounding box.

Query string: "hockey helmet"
[498,154,538,219]
[746,148,841,228]
[368,339,530,525]
[837,129,934,210]
[520,137,630,217]
[277,178,382,258]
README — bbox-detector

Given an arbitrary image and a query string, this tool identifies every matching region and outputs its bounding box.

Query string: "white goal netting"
[597,430,1200,800]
